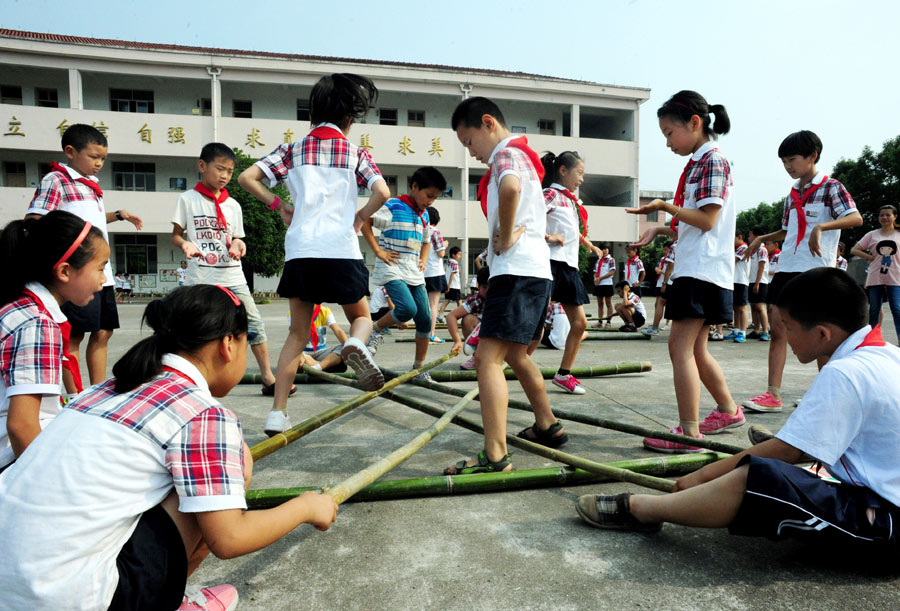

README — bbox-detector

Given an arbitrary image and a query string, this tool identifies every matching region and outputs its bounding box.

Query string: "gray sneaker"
[366,331,384,355]
[642,325,660,336]
[413,371,433,383]
[748,425,774,445]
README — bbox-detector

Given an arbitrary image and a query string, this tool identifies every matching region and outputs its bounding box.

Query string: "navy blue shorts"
[480,275,551,345]
[278,258,369,305]
[665,277,733,325]
[766,272,802,306]
[730,456,900,562]
[551,260,590,306]
[733,283,749,307]
[425,275,448,293]
[749,283,768,304]
[62,285,120,334]
[593,284,614,298]
[445,288,462,302]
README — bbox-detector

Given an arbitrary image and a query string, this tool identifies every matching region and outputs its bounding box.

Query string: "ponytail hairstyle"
[540,151,583,189]
[309,73,378,129]
[0,210,105,306]
[112,285,248,393]
[657,90,730,140]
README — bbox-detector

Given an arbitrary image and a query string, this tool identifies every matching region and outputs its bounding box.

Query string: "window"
[3,161,26,187]
[538,119,556,135]
[408,110,425,127]
[468,174,484,200]
[112,162,156,192]
[233,100,252,118]
[1,85,22,105]
[114,235,157,275]
[511,126,527,134]
[35,88,58,108]
[379,108,397,126]
[169,177,187,191]
[110,89,154,113]
[647,211,659,222]
[297,99,310,121]
[199,98,212,116]
[383,175,398,197]
[38,163,52,178]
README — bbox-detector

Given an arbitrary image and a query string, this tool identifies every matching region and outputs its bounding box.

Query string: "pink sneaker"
[460,355,477,370]
[741,391,783,413]
[552,374,586,395]
[699,405,745,434]
[178,584,239,611]
[643,426,705,454]
[463,323,481,355]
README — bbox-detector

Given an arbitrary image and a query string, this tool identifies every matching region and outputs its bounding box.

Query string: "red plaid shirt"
[29,167,104,216]
[780,177,856,228]
[685,149,731,205]
[0,294,62,392]
[257,134,382,190]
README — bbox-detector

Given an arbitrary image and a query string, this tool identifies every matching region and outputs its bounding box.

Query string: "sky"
[2,0,899,209]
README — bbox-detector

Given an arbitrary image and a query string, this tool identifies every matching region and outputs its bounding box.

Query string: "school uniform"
[444,258,462,302]
[545,184,590,306]
[730,326,900,559]
[768,249,780,281]
[749,244,769,304]
[624,255,645,296]
[836,255,849,271]
[593,255,616,298]
[28,163,118,333]
[665,142,736,325]
[624,292,646,328]
[255,123,385,305]
[462,292,486,320]
[175,267,187,286]
[766,172,856,305]
[733,242,751,307]
[540,302,570,349]
[424,227,448,293]
[0,354,247,610]
[369,285,391,321]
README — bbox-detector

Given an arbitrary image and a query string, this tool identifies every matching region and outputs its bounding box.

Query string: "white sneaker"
[642,325,659,336]
[460,355,477,370]
[414,371,433,383]
[264,409,291,437]
[366,331,384,355]
[342,337,385,390]
[463,323,481,355]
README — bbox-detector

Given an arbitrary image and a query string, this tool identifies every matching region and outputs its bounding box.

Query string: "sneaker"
[429,336,445,344]
[699,405,745,434]
[379,328,392,335]
[748,424,775,445]
[576,492,662,533]
[733,331,746,343]
[759,332,771,341]
[341,337,385,391]
[603,321,612,329]
[460,355,477,370]
[723,330,737,340]
[436,315,446,324]
[642,325,660,336]
[366,331,384,355]
[619,323,637,332]
[463,323,481,355]
[178,584,239,611]
[709,330,724,341]
[660,324,669,331]
[264,409,291,437]
[414,371,434,383]
[742,391,783,413]
[642,426,705,454]
[746,330,761,340]
[552,374,586,395]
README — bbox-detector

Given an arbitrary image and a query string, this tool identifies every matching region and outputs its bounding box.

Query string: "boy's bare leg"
[768,306,788,389]
[414,336,429,364]
[472,338,512,465]
[427,291,441,336]
[272,299,314,412]
[342,299,374,342]
[250,342,276,387]
[374,310,398,332]
[504,342,559,432]
[668,318,707,435]
[616,304,634,324]
[604,296,613,320]
[694,329,737,413]
[652,297,666,327]
[559,304,587,371]
[628,465,748,527]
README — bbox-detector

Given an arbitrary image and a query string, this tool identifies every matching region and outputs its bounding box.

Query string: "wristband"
[115,210,124,221]
[268,196,281,211]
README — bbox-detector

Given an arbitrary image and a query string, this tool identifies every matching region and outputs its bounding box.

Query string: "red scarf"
[399,194,427,226]
[309,304,322,350]
[769,248,781,261]
[309,125,347,141]
[789,176,829,251]
[556,187,589,237]
[477,137,545,217]
[162,366,199,386]
[855,325,886,349]
[669,148,719,230]
[595,255,611,279]
[626,255,641,279]
[48,161,103,199]
[22,289,82,394]
[193,182,230,233]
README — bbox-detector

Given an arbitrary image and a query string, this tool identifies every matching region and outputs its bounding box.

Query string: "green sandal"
[443,450,511,475]
[517,420,568,448]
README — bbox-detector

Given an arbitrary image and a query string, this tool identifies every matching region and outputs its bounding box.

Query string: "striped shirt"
[371,198,431,286]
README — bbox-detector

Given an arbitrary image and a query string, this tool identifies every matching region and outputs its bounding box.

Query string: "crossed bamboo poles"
[246,349,741,505]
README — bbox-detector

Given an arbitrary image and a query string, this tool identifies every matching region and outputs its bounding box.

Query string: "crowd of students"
[0,75,898,610]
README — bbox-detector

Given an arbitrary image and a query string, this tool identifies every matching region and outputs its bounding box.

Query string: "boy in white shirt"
[747,227,770,340]
[613,281,646,331]
[592,243,616,328]
[623,246,646,297]
[727,230,751,343]
[438,246,464,320]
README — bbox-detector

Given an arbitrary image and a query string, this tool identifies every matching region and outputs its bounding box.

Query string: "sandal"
[261,382,297,397]
[575,492,662,533]
[516,420,568,448]
[443,450,511,475]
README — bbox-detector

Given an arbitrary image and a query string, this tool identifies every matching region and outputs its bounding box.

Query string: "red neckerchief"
[162,365,199,386]
[595,255,611,279]
[789,175,829,251]
[22,289,82,394]
[555,187,589,238]
[735,242,747,256]
[193,182,230,233]
[309,125,346,141]
[855,325,886,349]
[626,255,640,279]
[48,161,103,199]
[477,137,545,217]
[670,148,718,231]
[309,304,322,349]
[399,194,427,226]
[769,248,781,261]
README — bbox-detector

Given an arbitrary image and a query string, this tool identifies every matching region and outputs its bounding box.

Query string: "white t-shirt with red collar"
[594,255,616,286]
[624,256,644,287]
[734,242,751,285]
[544,183,582,269]
[750,244,769,285]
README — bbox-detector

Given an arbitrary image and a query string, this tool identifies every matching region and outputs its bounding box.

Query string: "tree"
[226,148,291,285]
[736,201,783,238]
[831,135,900,246]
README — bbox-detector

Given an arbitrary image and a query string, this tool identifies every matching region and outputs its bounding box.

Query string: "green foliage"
[736,201,784,239]
[577,211,590,275]
[226,148,291,277]
[831,136,900,246]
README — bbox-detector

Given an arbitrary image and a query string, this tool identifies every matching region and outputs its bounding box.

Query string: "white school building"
[0,29,654,293]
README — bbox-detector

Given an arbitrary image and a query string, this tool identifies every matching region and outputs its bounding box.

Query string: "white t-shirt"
[594,255,615,286]
[544,184,581,269]
[626,292,646,318]
[446,259,461,290]
[113,275,124,290]
[122,276,131,290]
[370,286,389,313]
[624,256,644,287]
[544,303,569,349]
[171,188,247,287]
[669,142,736,290]
[733,242,751,285]
[750,244,769,285]
[484,137,552,281]
[776,326,900,506]
[176,267,187,285]
[424,227,446,278]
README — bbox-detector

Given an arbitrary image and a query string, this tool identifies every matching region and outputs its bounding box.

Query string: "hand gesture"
[279,201,295,227]
[228,238,246,261]
[376,248,401,266]
[492,226,526,255]
[181,241,202,259]
[630,226,660,248]
[301,491,338,531]
[119,209,144,231]
[807,226,823,257]
[625,198,667,217]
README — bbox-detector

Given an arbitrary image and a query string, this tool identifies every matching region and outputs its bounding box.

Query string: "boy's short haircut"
[61,123,108,151]
[735,229,744,238]
[664,240,674,248]
[776,268,867,333]
[426,206,440,226]
[614,280,631,290]
[750,226,765,237]
[449,246,461,257]
[597,242,610,251]
[625,245,637,253]
[451,96,507,130]
[200,142,236,163]
[476,265,490,287]
[410,166,447,192]
[778,130,823,163]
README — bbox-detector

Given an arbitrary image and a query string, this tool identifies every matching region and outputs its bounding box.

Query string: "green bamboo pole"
[396,363,651,383]
[382,369,745,455]
[395,337,451,343]
[240,371,358,385]
[246,453,728,507]
[581,333,650,341]
[249,350,458,461]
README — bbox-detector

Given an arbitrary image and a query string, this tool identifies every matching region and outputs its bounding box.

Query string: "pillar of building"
[571,103,580,138]
[67,68,83,110]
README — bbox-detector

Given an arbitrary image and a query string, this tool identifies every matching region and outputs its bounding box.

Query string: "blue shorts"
[551,260,590,306]
[479,275,551,345]
[278,258,368,305]
[665,277,733,325]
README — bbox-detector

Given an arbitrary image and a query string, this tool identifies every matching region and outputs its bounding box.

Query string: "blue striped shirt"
[371,198,431,286]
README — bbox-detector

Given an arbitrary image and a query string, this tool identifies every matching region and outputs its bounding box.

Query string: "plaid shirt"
[0,294,62,393]
[430,228,445,254]
[462,293,486,319]
[544,301,565,324]
[29,167,104,216]
[685,147,731,205]
[780,176,855,228]
[492,146,541,184]
[66,356,245,501]
[258,132,381,190]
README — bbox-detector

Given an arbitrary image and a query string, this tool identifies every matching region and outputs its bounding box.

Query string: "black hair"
[476,265,490,287]
[112,286,248,393]
[61,123,108,151]
[776,268,867,333]
[451,96,507,130]
[664,240,674,249]
[615,280,631,290]
[540,151,583,189]
[597,242,610,250]
[657,90,730,139]
[449,246,461,257]
[200,142,236,163]
[777,130,823,163]
[735,229,744,238]
[750,226,765,238]
[309,73,378,128]
[426,205,440,226]
[0,210,105,306]
[410,166,447,192]
[876,240,897,256]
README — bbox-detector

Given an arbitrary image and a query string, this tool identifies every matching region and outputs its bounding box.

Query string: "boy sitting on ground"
[613,281,646,331]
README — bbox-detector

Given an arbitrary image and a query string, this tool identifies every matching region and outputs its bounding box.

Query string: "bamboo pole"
[246,453,728,507]
[402,363,652,383]
[248,351,457,461]
[240,371,357,385]
[581,333,650,341]
[395,338,451,343]
[323,388,480,504]
[381,369,745,455]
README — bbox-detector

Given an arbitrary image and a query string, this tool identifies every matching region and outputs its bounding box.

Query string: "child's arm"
[171,223,202,260]
[545,233,565,246]
[580,236,602,256]
[628,198,721,233]
[850,239,874,261]
[446,304,468,354]
[748,229,787,259]
[638,266,645,283]
[753,259,765,289]
[386,296,396,310]
[673,438,805,492]
[6,395,41,458]
[661,260,674,292]
[360,217,399,266]
[330,323,349,345]
[629,224,677,247]
[238,165,293,226]
[106,209,143,230]
[807,211,863,257]
[228,238,247,261]
[493,175,525,255]
[353,180,391,232]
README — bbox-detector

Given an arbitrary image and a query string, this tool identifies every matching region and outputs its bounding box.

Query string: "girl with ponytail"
[0,285,337,610]
[0,210,108,472]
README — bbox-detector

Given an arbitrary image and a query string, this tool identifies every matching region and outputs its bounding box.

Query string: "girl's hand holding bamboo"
[299,491,338,531]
